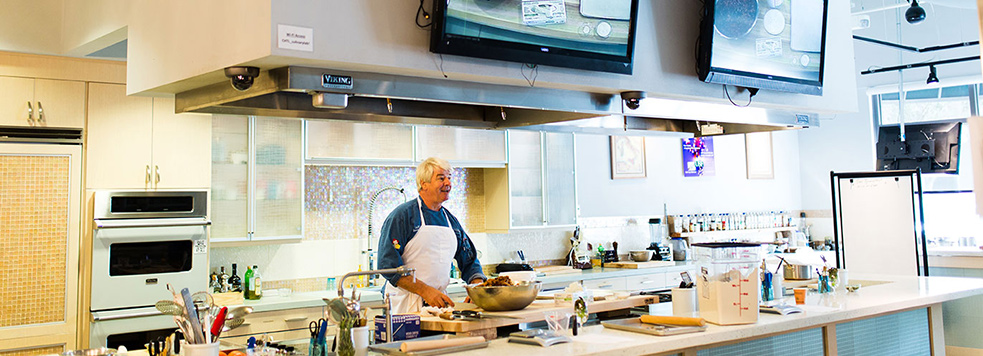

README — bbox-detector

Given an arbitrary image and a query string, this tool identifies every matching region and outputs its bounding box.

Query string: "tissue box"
[374,314,421,343]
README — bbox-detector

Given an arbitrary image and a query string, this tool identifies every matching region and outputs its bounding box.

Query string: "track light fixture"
[905,0,926,24]
[926,65,939,84]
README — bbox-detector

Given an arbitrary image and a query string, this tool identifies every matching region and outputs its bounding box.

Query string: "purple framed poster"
[682,137,715,177]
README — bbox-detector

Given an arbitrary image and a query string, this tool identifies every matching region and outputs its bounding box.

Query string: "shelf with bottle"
[668,211,797,236]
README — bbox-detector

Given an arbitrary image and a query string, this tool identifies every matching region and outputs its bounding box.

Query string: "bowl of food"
[630,250,653,262]
[466,276,542,311]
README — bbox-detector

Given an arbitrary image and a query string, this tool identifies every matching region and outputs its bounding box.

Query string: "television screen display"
[875,122,962,174]
[697,0,828,95]
[430,0,639,74]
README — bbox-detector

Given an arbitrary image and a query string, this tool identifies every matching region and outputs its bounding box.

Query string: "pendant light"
[926,65,939,84]
[905,0,926,24]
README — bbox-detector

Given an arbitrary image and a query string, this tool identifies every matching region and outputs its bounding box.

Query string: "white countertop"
[437,274,983,356]
[236,263,697,312]
[928,247,983,257]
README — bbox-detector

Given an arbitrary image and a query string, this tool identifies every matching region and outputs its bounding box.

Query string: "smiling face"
[420,167,452,208]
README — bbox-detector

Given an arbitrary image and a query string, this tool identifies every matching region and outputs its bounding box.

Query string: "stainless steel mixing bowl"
[465,281,542,311]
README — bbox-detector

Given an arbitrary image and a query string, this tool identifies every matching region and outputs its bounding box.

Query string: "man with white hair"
[377,157,486,313]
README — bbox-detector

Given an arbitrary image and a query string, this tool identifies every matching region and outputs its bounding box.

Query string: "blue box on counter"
[374,314,421,343]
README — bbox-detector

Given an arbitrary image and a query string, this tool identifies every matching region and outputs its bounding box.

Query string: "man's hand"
[419,285,454,308]
[463,277,485,303]
[395,275,455,308]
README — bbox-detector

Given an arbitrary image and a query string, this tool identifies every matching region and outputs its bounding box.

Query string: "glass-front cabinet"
[485,130,577,232]
[211,115,303,244]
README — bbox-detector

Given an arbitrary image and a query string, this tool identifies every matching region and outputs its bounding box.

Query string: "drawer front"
[582,277,627,291]
[223,306,325,337]
[627,273,667,291]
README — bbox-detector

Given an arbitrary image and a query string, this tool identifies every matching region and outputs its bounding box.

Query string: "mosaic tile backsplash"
[212,166,691,293]
[0,155,69,327]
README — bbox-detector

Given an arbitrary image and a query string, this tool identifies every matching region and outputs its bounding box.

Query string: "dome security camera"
[620,91,646,110]
[224,66,261,91]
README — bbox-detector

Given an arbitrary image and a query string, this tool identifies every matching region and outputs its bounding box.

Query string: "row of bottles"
[210,263,263,300]
[672,211,795,233]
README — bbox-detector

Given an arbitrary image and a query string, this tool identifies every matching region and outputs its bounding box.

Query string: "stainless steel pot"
[783,264,817,280]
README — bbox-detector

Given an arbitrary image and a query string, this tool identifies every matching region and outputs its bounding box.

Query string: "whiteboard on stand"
[833,172,925,276]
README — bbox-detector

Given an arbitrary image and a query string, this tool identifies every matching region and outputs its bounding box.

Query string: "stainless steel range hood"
[175,66,817,135]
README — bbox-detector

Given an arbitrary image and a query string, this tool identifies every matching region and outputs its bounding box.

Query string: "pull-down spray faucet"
[365,186,408,286]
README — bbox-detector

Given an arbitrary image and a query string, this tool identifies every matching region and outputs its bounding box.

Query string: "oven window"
[109,241,194,276]
[111,196,194,213]
[106,328,176,350]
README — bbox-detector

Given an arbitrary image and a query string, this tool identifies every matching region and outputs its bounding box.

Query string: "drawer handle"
[284,316,308,322]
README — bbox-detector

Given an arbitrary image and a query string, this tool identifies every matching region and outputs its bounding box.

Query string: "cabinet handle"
[155,165,161,184]
[146,165,151,184]
[36,101,44,123]
[26,101,34,123]
[284,316,308,322]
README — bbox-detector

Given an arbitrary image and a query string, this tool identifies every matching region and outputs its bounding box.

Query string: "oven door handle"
[94,218,212,229]
[91,309,163,321]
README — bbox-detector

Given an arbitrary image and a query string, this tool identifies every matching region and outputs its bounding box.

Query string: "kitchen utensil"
[225,306,253,320]
[784,264,817,280]
[452,310,521,319]
[180,288,205,344]
[629,250,653,262]
[222,317,245,331]
[155,300,186,316]
[210,307,227,342]
[464,281,541,311]
[325,297,350,324]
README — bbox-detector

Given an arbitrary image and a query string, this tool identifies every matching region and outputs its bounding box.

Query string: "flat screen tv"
[430,0,639,74]
[876,122,962,174]
[697,0,828,95]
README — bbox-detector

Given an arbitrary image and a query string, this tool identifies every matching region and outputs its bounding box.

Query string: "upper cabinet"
[212,115,304,244]
[416,126,506,167]
[86,83,211,190]
[306,120,414,164]
[0,76,85,128]
[304,120,506,167]
[485,130,577,232]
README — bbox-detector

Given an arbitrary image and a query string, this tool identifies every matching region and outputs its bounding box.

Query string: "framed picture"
[682,137,715,177]
[610,136,646,179]
[745,132,774,179]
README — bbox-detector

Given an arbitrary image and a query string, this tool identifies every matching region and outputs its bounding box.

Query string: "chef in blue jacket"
[377,157,486,313]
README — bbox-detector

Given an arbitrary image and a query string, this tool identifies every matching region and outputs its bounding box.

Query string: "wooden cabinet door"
[85,82,154,189]
[33,79,85,128]
[0,76,35,127]
[151,96,211,189]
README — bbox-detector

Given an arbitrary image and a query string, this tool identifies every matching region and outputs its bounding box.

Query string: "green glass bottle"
[244,265,255,299]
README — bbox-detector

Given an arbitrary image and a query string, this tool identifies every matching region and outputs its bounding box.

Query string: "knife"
[454,310,522,319]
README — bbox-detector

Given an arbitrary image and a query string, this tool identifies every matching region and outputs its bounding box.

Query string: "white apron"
[384,198,458,314]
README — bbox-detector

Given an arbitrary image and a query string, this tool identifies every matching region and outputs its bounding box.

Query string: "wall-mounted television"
[697,0,828,95]
[876,122,962,174]
[430,0,639,74]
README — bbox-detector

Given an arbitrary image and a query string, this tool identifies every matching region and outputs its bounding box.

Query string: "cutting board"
[534,265,583,276]
[420,295,658,333]
[604,261,676,269]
